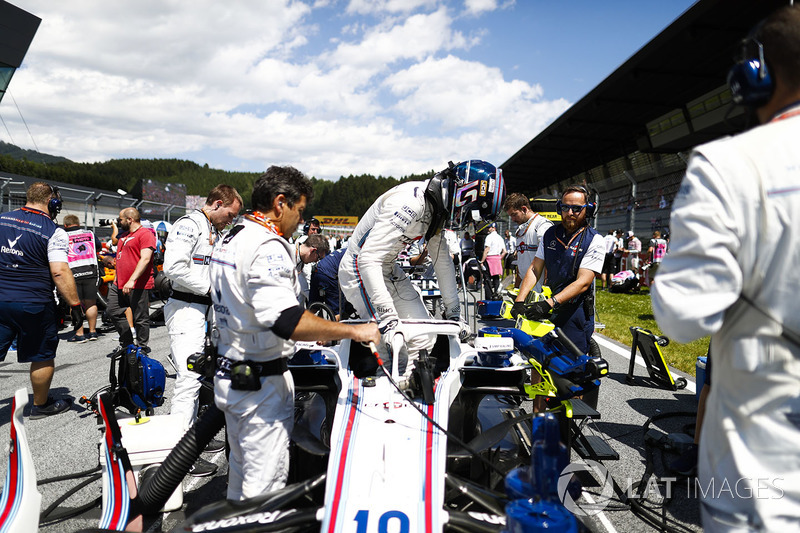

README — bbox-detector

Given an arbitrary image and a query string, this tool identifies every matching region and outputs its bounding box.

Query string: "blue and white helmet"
[447,160,506,230]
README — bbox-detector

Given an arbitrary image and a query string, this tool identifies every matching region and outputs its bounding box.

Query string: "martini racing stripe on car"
[0,397,23,531]
[324,379,363,532]
[98,394,131,530]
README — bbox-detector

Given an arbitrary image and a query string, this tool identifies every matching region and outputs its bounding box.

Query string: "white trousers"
[164,299,207,430]
[339,266,435,362]
[214,371,295,500]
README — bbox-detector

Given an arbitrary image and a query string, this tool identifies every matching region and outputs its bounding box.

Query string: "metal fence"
[0,176,189,234]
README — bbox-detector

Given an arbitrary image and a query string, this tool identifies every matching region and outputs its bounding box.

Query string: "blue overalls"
[541,224,599,354]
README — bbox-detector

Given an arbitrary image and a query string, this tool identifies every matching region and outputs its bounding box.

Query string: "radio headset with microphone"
[555,185,597,219]
[48,184,63,220]
[727,20,774,107]
[303,217,323,236]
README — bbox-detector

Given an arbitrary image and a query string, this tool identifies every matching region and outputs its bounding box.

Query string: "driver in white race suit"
[210,166,380,500]
[652,6,800,531]
[339,160,506,369]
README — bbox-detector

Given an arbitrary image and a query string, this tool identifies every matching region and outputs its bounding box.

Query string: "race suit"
[652,105,800,532]
[339,180,460,360]
[163,210,217,430]
[515,213,553,291]
[535,224,604,353]
[210,216,300,500]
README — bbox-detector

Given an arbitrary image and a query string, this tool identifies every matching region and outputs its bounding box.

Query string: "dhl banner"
[318,215,359,227]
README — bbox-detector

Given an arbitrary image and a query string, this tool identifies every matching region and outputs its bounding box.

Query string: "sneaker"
[87,332,100,341]
[204,438,226,454]
[30,397,71,419]
[67,334,87,343]
[188,458,218,478]
[668,443,699,476]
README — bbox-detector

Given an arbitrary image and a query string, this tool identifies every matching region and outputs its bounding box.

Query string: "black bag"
[110,345,167,415]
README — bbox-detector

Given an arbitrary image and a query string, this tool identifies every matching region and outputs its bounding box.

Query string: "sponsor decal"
[191,510,297,532]
[317,216,359,227]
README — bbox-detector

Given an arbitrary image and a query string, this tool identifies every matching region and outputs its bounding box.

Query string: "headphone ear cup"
[585,202,597,218]
[555,200,562,213]
[727,60,773,106]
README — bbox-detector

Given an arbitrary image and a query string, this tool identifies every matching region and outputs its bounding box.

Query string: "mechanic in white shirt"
[339,160,506,369]
[512,185,605,354]
[163,185,242,476]
[294,233,329,307]
[504,192,554,290]
[210,166,379,500]
[652,7,800,530]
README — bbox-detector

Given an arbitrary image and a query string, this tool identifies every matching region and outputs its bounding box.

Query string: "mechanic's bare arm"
[51,261,80,307]
[515,256,545,302]
[292,312,380,345]
[123,248,154,294]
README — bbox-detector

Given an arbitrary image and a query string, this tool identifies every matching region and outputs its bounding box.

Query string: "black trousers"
[106,284,151,348]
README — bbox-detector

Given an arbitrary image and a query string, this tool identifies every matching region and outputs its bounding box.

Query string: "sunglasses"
[560,204,587,214]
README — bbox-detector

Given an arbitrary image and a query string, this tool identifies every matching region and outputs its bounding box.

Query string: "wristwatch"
[550,295,561,309]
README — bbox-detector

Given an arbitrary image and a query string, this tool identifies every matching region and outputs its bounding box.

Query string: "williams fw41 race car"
[175,319,609,533]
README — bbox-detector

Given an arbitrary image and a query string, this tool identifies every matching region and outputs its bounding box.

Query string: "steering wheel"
[308,301,336,322]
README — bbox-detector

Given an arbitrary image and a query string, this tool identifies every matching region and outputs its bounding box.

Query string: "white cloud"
[2,1,568,181]
[463,0,515,16]
[326,7,467,70]
[346,0,439,16]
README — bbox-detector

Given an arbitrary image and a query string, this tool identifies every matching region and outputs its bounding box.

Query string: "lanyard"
[244,211,282,236]
[769,101,800,123]
[20,206,50,219]
[200,209,219,245]
[556,225,586,251]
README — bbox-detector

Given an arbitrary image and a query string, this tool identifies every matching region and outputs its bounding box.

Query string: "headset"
[727,20,774,107]
[555,185,597,219]
[303,217,323,235]
[48,184,63,220]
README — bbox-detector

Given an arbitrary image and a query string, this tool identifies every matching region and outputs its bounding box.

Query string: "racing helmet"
[447,160,506,230]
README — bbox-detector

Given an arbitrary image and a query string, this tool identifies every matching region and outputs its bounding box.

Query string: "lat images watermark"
[557,460,615,516]
[557,459,786,517]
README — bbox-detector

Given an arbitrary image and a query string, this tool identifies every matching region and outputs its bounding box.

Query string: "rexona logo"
[317,216,359,227]
[1,235,24,256]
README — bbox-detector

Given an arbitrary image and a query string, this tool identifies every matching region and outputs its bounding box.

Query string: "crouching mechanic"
[339,160,506,369]
[210,166,380,500]
[163,184,242,476]
[511,185,604,354]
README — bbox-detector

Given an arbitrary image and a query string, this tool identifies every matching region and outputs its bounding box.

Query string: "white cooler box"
[99,414,186,512]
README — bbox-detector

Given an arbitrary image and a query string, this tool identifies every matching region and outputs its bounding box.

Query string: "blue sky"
[3,0,696,181]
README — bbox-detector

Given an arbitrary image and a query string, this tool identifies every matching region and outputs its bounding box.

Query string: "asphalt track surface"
[0,299,705,532]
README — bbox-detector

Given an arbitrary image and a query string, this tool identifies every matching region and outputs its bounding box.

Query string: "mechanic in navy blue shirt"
[0,182,84,419]
[512,185,605,353]
[309,247,354,320]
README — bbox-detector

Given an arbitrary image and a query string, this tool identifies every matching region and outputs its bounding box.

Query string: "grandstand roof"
[501,0,790,195]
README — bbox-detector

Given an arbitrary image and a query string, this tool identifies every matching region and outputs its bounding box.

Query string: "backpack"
[109,345,167,415]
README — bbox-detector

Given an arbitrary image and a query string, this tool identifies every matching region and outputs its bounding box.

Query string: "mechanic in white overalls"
[210,166,379,500]
[504,192,553,290]
[652,6,800,531]
[339,160,506,370]
[163,185,242,436]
